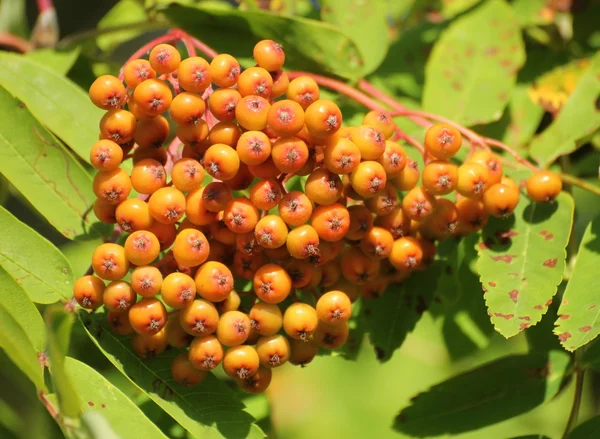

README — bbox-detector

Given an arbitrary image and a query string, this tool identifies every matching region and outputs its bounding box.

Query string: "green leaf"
[319,0,389,76]
[512,0,554,27]
[0,205,74,303]
[0,265,45,351]
[79,310,265,439]
[422,0,526,126]
[366,262,443,362]
[0,288,45,391]
[0,52,104,163]
[45,306,81,419]
[0,0,27,38]
[97,0,148,53]
[554,216,600,351]
[477,192,574,338]
[64,357,168,439]
[529,53,600,167]
[394,351,570,436]
[26,47,82,75]
[440,0,481,18]
[0,85,104,240]
[81,412,121,439]
[162,3,363,80]
[568,415,600,439]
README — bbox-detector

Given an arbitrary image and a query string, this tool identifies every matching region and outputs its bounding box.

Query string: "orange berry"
[236,130,271,166]
[130,158,166,194]
[130,266,162,297]
[209,53,240,88]
[310,203,350,242]
[402,186,437,221]
[271,69,289,98]
[283,302,318,341]
[256,334,290,368]
[195,261,234,302]
[100,109,137,144]
[209,212,237,245]
[115,198,154,233]
[249,179,283,211]
[146,221,177,250]
[132,78,173,117]
[208,121,242,147]
[128,297,167,335]
[178,56,211,92]
[92,243,129,281]
[424,123,462,160]
[124,230,160,265]
[346,204,374,241]
[237,66,273,98]
[422,160,458,195]
[253,263,292,304]
[249,302,282,336]
[161,272,196,309]
[189,335,223,370]
[323,138,360,174]
[73,275,105,309]
[203,182,233,213]
[483,183,520,217]
[304,168,342,206]
[238,366,272,393]
[289,338,319,366]
[526,170,562,202]
[253,39,285,71]
[279,191,313,227]
[171,352,207,387]
[134,115,170,148]
[90,139,123,171]
[378,140,407,176]
[254,215,289,249]
[103,280,136,312]
[267,99,304,137]
[123,59,156,89]
[132,145,168,165]
[208,88,241,122]
[180,299,219,336]
[93,198,117,224]
[421,198,459,240]
[173,228,210,267]
[456,163,489,198]
[469,150,503,185]
[285,225,320,260]
[248,157,280,179]
[107,310,134,335]
[171,158,204,192]
[236,231,264,256]
[170,92,206,125]
[349,161,387,198]
[233,251,267,280]
[350,125,386,160]
[360,226,394,259]
[224,162,254,191]
[284,259,315,289]
[389,236,423,272]
[89,74,125,110]
[271,136,309,174]
[223,197,260,233]
[216,290,241,314]
[375,206,411,239]
[236,95,271,131]
[148,187,186,224]
[185,186,218,226]
[340,246,381,285]
[316,290,352,323]
[149,43,181,74]
[362,111,395,139]
[304,99,342,138]
[364,184,399,216]
[131,329,167,358]
[217,311,251,347]
[391,158,420,191]
[223,345,259,379]
[314,320,349,349]
[286,76,320,110]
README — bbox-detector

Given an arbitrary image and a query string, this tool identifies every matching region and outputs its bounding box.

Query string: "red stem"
[484,137,539,171]
[188,36,218,59]
[181,36,197,57]
[36,0,53,13]
[118,31,181,81]
[0,32,33,52]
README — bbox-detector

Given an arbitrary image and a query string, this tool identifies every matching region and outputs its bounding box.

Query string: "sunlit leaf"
[477,192,574,338]
[26,47,81,75]
[394,351,570,436]
[64,357,168,439]
[79,310,265,439]
[554,216,600,351]
[97,0,148,53]
[423,0,526,126]
[0,206,74,303]
[0,52,104,163]
[0,85,104,240]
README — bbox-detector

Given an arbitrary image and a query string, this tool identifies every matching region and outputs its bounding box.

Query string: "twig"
[187,35,218,59]
[558,172,600,197]
[561,351,585,439]
[0,32,33,53]
[484,137,538,171]
[57,22,168,49]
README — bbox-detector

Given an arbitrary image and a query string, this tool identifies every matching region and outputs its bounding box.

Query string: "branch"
[561,353,585,439]
[57,22,169,49]
[0,32,33,53]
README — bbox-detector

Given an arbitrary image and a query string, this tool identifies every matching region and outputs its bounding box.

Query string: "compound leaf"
[394,351,570,436]
[79,310,264,439]
[554,216,600,351]
[423,0,526,126]
[477,192,574,338]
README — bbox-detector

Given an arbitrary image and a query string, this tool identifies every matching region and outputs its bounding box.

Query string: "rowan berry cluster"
[73,38,562,393]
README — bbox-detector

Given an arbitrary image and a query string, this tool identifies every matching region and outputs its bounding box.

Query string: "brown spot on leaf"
[485,47,500,57]
[534,305,544,310]
[482,286,488,293]
[492,254,517,263]
[543,258,557,268]
[88,401,95,407]
[101,404,106,408]
[589,304,597,310]
[508,290,519,303]
[539,230,555,240]
[580,326,592,332]
[451,80,462,91]
[479,241,490,250]
[509,272,519,277]
[520,323,530,330]
[494,312,514,320]
[545,299,553,307]
[558,332,572,342]
[559,314,570,320]
[488,282,497,287]
[519,316,531,321]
